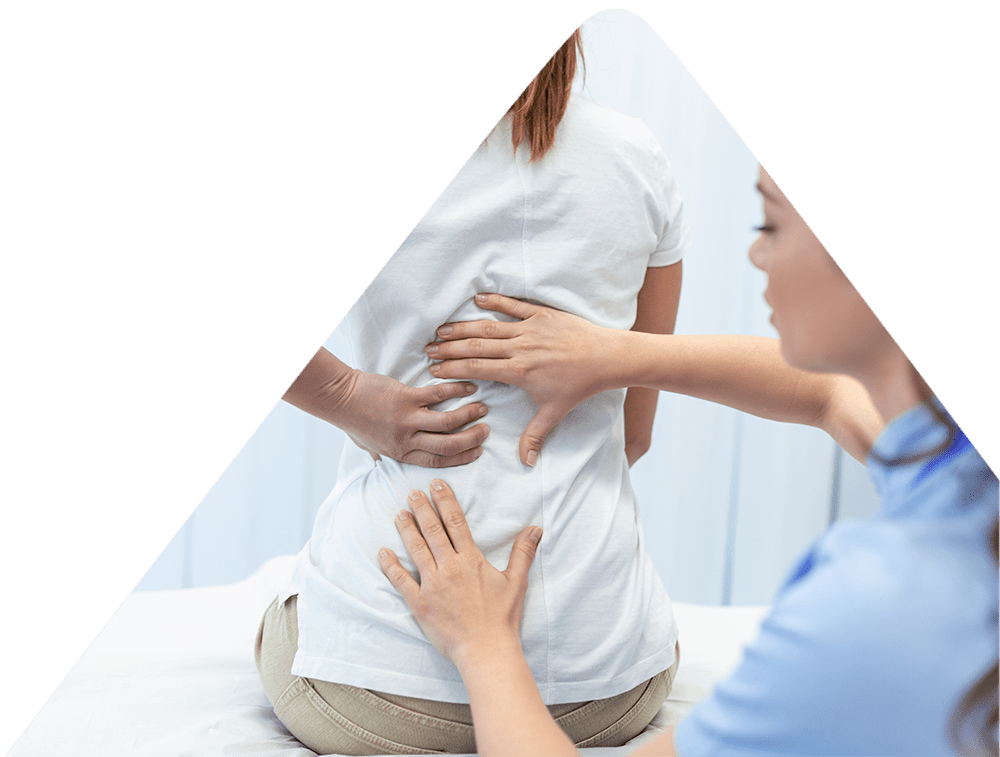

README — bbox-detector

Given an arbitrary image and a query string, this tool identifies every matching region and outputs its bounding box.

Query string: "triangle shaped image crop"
[10,9,995,757]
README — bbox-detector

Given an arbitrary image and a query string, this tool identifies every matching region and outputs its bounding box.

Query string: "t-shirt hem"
[646,252,684,267]
[291,643,678,706]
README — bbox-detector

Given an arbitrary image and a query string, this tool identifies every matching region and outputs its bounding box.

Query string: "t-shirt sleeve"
[647,180,691,267]
[644,137,692,268]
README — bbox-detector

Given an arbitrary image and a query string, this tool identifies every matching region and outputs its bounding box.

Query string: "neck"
[854,345,931,425]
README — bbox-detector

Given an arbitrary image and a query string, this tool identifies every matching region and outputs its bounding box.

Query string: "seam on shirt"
[538,446,553,700]
[515,143,529,300]
[513,150,550,698]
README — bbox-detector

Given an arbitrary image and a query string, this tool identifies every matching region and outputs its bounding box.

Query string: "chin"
[779,339,827,375]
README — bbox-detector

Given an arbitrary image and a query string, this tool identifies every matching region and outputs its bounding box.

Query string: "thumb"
[474,292,539,321]
[519,404,565,467]
[505,526,543,589]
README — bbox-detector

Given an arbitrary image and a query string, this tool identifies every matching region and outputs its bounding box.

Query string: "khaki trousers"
[255,595,677,755]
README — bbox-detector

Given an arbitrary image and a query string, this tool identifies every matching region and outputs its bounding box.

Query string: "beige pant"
[255,595,678,755]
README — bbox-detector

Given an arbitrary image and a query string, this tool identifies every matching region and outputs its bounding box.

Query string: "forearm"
[281,347,359,428]
[610,334,876,459]
[459,642,577,757]
[426,293,879,466]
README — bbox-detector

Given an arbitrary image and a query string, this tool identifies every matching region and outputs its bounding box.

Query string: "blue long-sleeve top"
[675,399,999,756]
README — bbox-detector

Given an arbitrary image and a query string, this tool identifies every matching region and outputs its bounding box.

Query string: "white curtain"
[137,10,879,605]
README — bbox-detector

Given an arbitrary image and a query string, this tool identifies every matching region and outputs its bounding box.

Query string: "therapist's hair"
[509,29,583,162]
[950,518,999,757]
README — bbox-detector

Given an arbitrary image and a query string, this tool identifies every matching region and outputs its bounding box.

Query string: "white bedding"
[10,557,768,757]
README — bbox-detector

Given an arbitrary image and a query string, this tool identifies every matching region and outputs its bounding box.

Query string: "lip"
[763,290,775,324]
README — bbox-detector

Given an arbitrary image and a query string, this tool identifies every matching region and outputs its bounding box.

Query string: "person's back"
[281,93,690,706]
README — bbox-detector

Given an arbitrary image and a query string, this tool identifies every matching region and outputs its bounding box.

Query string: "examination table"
[10,556,768,756]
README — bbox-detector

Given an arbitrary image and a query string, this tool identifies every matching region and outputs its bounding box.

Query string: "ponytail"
[508,29,583,162]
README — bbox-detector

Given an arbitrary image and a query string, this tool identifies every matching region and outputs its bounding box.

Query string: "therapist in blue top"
[377,166,999,757]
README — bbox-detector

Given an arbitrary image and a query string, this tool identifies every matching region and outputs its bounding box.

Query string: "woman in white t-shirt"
[255,30,690,755]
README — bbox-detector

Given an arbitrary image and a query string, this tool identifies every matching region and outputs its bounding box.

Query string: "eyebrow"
[755,181,780,202]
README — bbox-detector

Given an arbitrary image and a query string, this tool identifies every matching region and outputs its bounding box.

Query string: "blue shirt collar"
[866,398,974,518]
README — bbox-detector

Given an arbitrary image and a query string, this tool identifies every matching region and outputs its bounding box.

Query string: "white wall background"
[136,10,880,605]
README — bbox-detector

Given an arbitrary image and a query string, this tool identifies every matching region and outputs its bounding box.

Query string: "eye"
[753,224,776,233]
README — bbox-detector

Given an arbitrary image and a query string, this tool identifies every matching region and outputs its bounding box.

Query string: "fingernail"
[408,490,420,501]
[526,449,538,467]
[378,548,389,560]
[465,383,477,394]
[482,424,490,439]
[475,293,488,303]
[438,325,453,337]
[425,344,438,355]
[430,479,444,491]
[397,509,410,520]
[478,404,488,417]
[429,363,441,375]
[529,527,543,545]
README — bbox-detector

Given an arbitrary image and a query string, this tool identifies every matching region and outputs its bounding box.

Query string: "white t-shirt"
[283,94,692,704]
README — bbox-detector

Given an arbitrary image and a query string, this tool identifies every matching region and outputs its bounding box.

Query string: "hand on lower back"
[425,293,620,466]
[379,479,541,669]
[336,370,492,468]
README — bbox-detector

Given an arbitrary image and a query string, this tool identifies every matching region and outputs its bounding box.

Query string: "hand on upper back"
[337,371,491,468]
[378,479,542,670]
[424,293,618,466]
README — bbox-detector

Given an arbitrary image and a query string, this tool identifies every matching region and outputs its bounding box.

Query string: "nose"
[748,235,767,272]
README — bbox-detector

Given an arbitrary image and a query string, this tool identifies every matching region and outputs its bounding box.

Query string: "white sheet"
[10,557,768,756]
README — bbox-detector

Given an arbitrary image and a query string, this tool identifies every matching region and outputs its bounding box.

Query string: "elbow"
[820,376,881,464]
[625,437,651,467]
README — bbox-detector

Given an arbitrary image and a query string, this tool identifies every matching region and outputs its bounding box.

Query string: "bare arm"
[426,295,881,464]
[625,262,682,466]
[613,333,880,463]
[284,347,490,468]
[456,639,578,756]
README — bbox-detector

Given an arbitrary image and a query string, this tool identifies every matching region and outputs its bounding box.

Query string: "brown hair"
[950,517,999,756]
[508,29,583,162]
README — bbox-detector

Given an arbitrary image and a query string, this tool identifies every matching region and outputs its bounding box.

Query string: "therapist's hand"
[425,294,622,466]
[378,479,542,669]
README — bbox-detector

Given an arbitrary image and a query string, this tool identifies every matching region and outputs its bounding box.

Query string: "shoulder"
[787,519,994,656]
[559,94,666,164]
[552,95,684,228]
[675,520,997,755]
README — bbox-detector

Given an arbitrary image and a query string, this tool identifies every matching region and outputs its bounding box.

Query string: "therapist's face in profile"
[749,167,893,379]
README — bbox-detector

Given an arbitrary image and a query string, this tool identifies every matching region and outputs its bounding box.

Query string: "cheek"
[763,230,822,316]
[764,257,802,318]
[764,257,827,365]
[778,277,875,373]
